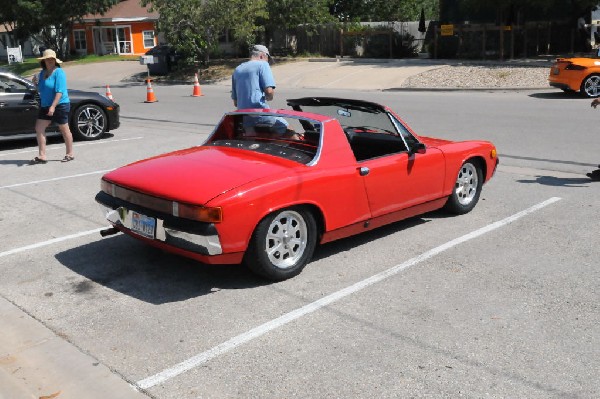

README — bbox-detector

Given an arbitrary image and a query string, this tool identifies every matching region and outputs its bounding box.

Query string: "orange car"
[549,57,600,97]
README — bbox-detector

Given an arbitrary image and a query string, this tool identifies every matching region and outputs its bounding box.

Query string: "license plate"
[131,211,156,238]
[553,67,560,75]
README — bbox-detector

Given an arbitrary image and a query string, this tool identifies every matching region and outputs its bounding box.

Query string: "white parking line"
[136,196,562,390]
[0,227,104,258]
[0,137,143,157]
[0,170,113,189]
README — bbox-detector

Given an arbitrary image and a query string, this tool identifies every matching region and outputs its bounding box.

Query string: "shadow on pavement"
[55,235,266,304]
[516,175,592,187]
[528,91,585,99]
[55,216,431,304]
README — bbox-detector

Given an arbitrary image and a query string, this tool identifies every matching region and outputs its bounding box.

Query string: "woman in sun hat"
[30,49,74,164]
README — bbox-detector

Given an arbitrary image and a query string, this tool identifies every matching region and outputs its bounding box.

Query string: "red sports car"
[96,97,498,280]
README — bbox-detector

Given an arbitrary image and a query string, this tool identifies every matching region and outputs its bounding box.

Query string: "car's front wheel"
[444,160,483,214]
[244,207,317,281]
[71,104,107,140]
[581,74,600,98]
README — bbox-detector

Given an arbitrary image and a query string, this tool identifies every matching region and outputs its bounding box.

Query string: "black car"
[0,68,120,141]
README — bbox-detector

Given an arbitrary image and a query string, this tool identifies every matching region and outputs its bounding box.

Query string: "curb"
[0,296,150,399]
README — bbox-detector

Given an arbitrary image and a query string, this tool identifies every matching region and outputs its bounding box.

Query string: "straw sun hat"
[37,49,63,63]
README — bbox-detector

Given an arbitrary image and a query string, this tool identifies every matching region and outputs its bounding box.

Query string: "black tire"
[580,74,600,98]
[444,160,483,215]
[243,207,317,281]
[70,103,107,140]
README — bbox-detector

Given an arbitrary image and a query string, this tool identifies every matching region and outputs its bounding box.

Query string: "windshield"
[290,103,398,135]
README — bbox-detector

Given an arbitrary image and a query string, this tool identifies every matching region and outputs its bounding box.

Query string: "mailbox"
[139,55,155,65]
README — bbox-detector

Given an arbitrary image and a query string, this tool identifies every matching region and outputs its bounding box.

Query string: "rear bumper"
[95,191,222,256]
[549,81,573,90]
[107,104,120,131]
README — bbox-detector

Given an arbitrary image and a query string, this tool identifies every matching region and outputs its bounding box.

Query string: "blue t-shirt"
[231,60,275,109]
[38,68,69,107]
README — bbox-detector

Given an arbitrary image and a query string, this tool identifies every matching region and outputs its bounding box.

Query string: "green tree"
[329,0,368,22]
[457,0,600,23]
[263,0,334,49]
[0,0,43,48]
[143,0,267,64]
[330,0,438,22]
[0,0,118,58]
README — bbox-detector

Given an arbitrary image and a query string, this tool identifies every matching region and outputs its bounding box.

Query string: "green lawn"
[0,54,139,77]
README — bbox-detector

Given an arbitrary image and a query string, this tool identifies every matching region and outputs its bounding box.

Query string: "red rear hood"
[103,146,299,204]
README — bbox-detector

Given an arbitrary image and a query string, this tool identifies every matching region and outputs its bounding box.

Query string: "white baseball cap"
[252,44,272,62]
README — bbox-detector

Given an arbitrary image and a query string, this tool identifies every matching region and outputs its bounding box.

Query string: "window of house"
[73,30,87,50]
[1,33,13,48]
[143,31,156,48]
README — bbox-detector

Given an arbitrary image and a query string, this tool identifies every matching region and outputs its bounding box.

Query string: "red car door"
[359,148,446,218]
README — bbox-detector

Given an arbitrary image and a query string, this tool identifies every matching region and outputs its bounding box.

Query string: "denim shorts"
[38,103,71,125]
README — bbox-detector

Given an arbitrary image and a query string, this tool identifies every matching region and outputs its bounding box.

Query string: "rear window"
[207,114,321,165]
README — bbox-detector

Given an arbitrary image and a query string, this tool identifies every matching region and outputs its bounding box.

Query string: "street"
[1,82,598,398]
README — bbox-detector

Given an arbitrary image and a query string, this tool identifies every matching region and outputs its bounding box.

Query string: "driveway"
[60,58,449,91]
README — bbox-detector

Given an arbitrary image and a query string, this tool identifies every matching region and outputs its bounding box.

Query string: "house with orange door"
[69,0,159,56]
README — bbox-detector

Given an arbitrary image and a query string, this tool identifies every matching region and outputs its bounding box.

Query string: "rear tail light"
[101,179,222,223]
[565,64,587,71]
[175,202,223,223]
[101,179,115,196]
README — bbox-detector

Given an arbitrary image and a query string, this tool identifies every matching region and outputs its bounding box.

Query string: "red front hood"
[420,136,453,147]
[103,146,300,204]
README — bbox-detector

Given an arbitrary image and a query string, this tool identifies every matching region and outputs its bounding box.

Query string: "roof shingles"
[82,0,158,21]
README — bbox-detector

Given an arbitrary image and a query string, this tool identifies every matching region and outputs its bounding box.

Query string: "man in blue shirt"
[231,44,290,134]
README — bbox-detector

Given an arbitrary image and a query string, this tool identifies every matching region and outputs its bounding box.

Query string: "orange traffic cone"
[105,85,114,101]
[144,79,158,103]
[191,73,203,97]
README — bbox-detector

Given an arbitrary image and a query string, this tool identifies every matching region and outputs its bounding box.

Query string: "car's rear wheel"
[244,207,317,281]
[71,104,107,140]
[444,160,483,214]
[581,74,600,98]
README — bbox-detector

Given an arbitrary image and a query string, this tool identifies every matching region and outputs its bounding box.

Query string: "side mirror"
[409,142,426,155]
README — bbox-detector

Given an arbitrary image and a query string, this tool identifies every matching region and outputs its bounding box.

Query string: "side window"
[0,75,28,93]
[0,76,9,93]
[73,30,87,51]
[143,31,156,48]
[391,115,420,148]
[344,127,408,162]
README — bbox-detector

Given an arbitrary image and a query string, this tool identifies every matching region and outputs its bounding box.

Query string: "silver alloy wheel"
[454,163,479,206]
[75,105,106,138]
[264,210,308,269]
[583,75,600,97]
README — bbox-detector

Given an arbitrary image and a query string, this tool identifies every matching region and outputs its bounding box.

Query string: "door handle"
[359,166,370,176]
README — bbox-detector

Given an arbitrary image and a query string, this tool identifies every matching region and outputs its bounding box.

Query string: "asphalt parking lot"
[1,64,599,398]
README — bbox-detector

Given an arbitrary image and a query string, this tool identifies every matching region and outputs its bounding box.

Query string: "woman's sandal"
[61,155,75,162]
[29,157,48,164]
